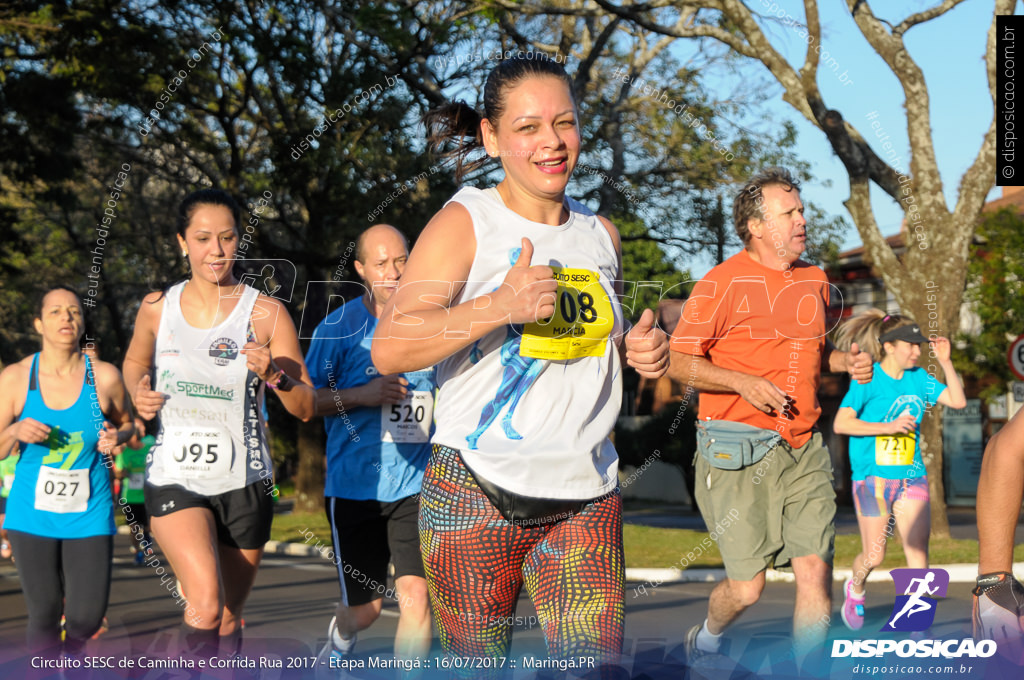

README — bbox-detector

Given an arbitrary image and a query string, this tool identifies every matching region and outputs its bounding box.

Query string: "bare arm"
[122,293,166,420]
[667,351,788,414]
[832,405,915,437]
[0,362,42,461]
[597,216,669,379]
[313,376,408,418]
[245,296,316,422]
[825,338,873,383]
[373,203,556,374]
[930,338,967,409]
[978,408,1024,573]
[94,361,137,454]
[935,378,967,410]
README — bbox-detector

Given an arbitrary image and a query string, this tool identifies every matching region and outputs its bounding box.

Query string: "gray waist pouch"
[696,420,782,470]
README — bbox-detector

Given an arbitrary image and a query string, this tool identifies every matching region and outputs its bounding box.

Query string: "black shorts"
[326,494,424,607]
[119,502,149,531]
[145,482,273,550]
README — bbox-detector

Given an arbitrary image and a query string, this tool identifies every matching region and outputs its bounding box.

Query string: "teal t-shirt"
[840,364,945,481]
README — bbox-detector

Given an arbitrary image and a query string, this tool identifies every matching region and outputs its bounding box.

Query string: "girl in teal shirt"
[833,309,966,631]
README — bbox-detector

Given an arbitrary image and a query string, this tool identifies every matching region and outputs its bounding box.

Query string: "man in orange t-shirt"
[668,167,872,669]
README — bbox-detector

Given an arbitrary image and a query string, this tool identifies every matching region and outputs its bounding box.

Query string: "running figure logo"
[465,246,545,450]
[883,568,949,632]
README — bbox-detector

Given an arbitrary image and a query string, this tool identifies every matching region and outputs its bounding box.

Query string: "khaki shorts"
[694,431,836,581]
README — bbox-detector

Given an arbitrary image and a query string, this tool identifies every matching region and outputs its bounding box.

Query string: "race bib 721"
[876,432,916,467]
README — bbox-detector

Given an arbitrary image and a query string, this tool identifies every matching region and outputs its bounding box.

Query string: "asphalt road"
[0,534,1016,680]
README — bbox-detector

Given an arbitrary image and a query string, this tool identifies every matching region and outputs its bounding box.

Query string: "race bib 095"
[162,426,232,479]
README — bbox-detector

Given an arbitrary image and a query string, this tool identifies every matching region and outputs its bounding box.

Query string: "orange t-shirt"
[670,249,832,447]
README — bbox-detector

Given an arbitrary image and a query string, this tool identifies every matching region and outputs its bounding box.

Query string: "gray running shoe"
[684,624,743,679]
[973,572,1024,664]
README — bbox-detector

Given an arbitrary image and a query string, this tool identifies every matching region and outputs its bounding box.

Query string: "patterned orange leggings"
[419,445,624,672]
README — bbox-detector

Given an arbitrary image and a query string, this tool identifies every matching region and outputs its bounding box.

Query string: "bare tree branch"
[895,0,969,36]
[846,0,945,218]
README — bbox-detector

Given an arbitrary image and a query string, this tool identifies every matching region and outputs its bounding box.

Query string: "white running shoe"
[315,616,356,679]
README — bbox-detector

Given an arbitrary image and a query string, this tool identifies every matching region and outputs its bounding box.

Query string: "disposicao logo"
[832,568,998,660]
[883,568,949,632]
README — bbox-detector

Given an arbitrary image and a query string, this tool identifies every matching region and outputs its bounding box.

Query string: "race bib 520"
[382,391,433,443]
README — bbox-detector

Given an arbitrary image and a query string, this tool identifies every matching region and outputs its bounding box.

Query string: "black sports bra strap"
[28,353,93,390]
[29,353,39,392]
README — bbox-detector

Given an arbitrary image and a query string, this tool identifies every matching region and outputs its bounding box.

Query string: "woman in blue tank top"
[0,286,135,656]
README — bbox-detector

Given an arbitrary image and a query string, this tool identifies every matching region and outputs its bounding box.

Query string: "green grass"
[271,509,330,544]
[268,496,1012,569]
[621,526,1016,570]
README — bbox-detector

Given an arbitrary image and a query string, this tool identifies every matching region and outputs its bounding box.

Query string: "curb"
[263,539,326,557]
[259,540,1018,584]
[624,563,1024,584]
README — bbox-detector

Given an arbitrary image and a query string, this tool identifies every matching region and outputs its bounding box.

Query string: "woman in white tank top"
[373,57,669,671]
[123,189,315,659]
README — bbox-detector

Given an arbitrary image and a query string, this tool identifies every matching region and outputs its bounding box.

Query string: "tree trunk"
[294,419,324,514]
[894,211,967,542]
[920,411,950,539]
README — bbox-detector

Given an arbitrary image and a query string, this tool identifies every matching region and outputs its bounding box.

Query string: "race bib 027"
[520,267,615,361]
[34,467,90,514]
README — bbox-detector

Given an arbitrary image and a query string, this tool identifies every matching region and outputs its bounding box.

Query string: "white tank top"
[148,282,271,495]
[431,187,622,500]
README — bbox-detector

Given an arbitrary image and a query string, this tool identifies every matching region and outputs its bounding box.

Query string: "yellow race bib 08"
[520,267,615,360]
[875,431,916,467]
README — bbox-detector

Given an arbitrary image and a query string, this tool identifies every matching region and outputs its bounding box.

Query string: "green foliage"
[0,1,848,492]
[956,208,1024,401]
[618,216,693,320]
[803,202,848,271]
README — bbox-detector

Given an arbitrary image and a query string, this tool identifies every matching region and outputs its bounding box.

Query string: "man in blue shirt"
[306,224,434,664]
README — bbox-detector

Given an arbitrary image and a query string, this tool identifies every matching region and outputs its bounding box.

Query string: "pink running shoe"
[842,577,866,630]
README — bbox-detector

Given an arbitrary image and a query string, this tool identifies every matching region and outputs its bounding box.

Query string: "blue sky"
[738,1,999,251]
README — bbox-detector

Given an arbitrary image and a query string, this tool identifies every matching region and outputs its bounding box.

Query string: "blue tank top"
[4,354,116,539]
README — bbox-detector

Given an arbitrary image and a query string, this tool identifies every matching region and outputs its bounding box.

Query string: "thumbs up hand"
[134,374,167,421]
[625,308,670,378]
[500,238,557,324]
[846,342,874,384]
